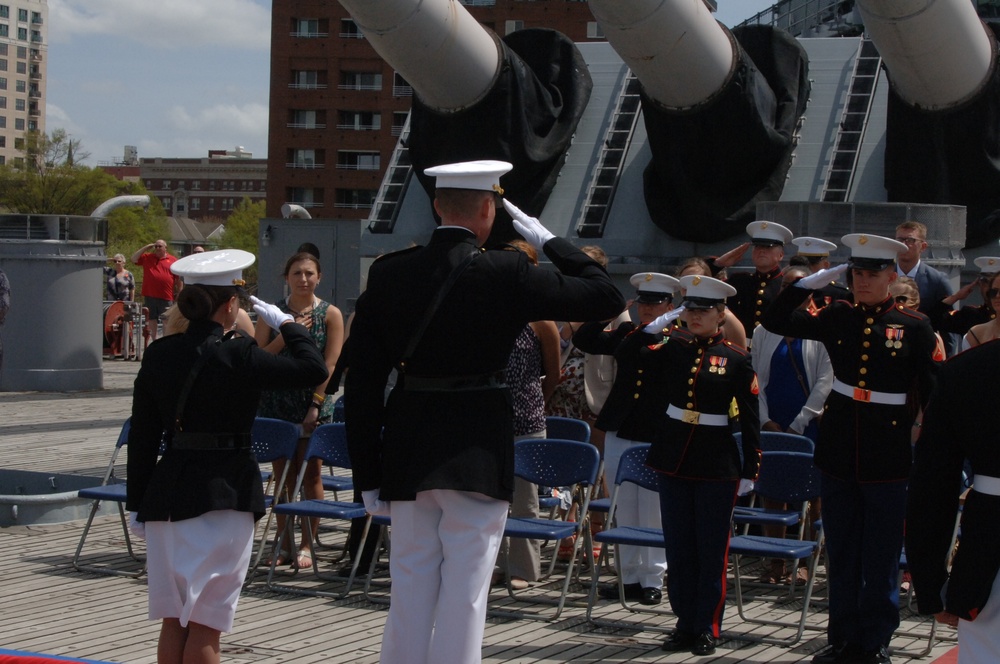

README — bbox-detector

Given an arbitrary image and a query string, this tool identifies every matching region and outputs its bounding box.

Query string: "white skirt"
[146,509,255,633]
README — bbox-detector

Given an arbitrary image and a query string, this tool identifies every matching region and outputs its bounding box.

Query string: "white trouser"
[958,569,1000,664]
[604,431,666,589]
[380,489,509,664]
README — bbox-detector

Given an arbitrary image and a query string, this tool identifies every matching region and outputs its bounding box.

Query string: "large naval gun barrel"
[587,0,810,243]
[858,0,1000,247]
[339,0,592,226]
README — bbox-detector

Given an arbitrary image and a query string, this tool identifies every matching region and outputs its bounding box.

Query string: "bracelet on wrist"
[313,392,325,403]
[311,401,322,410]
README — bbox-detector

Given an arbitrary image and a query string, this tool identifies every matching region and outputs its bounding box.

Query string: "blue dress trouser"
[820,473,907,651]
[658,474,738,637]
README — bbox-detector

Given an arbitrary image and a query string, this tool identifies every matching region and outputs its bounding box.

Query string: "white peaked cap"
[424,160,513,194]
[792,236,838,256]
[746,220,793,246]
[170,249,255,287]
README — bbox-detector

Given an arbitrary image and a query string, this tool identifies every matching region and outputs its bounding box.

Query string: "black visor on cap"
[849,257,895,271]
[751,239,783,247]
[636,290,672,304]
[681,296,722,310]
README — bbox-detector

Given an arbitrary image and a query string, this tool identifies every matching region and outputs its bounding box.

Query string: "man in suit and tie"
[344,160,625,664]
[894,221,956,355]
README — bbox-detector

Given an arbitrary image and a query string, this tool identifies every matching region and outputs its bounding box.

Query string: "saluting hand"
[643,306,686,333]
[795,263,848,290]
[250,295,294,330]
[503,198,555,251]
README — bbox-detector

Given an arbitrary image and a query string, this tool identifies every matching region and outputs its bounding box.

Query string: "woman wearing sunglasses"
[961,272,1000,352]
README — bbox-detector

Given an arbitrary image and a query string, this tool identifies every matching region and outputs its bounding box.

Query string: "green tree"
[220,197,265,289]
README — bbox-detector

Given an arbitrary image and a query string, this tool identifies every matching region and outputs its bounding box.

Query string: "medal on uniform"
[709,356,727,375]
[885,327,904,349]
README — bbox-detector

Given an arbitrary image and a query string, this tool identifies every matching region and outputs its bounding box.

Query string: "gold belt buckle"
[853,387,872,403]
[681,409,700,425]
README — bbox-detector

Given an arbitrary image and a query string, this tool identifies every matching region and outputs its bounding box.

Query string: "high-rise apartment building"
[0,0,45,166]
[266,0,599,220]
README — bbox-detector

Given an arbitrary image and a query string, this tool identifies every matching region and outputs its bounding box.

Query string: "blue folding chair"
[540,416,592,515]
[727,450,825,645]
[244,417,301,583]
[266,422,370,598]
[73,419,145,578]
[491,438,601,620]
[585,443,676,627]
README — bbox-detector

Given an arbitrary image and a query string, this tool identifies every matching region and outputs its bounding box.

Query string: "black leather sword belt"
[402,371,507,392]
[171,432,252,450]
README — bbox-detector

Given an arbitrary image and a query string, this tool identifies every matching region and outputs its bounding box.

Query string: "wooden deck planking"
[0,358,958,663]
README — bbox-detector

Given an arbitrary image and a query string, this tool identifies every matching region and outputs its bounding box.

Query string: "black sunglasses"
[988,288,1000,299]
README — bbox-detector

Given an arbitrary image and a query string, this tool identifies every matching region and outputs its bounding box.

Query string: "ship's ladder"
[369,113,413,234]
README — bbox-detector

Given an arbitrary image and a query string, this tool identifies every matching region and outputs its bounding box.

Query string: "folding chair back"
[514,438,600,488]
[752,450,821,505]
[759,431,815,454]
[73,418,146,578]
[305,422,352,471]
[544,416,591,443]
[245,417,301,581]
[613,443,657,492]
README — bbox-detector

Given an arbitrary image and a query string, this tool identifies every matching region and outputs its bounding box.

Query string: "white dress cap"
[679,274,737,309]
[629,272,680,303]
[841,233,907,269]
[973,256,1000,273]
[170,249,255,287]
[746,220,793,246]
[792,236,838,256]
[423,160,514,194]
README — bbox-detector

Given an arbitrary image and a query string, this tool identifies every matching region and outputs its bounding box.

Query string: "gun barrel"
[857,0,995,110]
[338,0,501,112]
[587,0,736,109]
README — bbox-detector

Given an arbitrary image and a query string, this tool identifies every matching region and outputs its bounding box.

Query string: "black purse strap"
[399,249,479,373]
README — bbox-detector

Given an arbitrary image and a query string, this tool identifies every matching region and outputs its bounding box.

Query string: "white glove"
[737,479,755,497]
[643,306,686,333]
[128,512,146,540]
[362,489,390,516]
[794,263,849,290]
[503,198,555,251]
[250,295,293,330]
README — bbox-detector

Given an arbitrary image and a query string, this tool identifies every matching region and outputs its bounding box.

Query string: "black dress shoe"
[598,582,642,601]
[860,645,891,664]
[693,632,717,656]
[661,630,697,652]
[639,586,662,605]
[813,641,863,663]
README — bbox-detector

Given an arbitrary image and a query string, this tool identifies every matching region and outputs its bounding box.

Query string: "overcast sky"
[46,0,776,165]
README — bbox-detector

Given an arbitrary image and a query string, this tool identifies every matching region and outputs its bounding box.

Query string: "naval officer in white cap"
[127,249,328,661]
[792,236,850,308]
[343,160,624,664]
[709,220,795,335]
[574,272,680,607]
[763,234,937,664]
[937,254,1000,340]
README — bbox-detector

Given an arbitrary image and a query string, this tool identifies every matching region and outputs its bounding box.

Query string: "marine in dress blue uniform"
[126,250,328,656]
[792,236,850,309]
[574,272,679,605]
[343,160,625,664]
[709,220,794,335]
[643,275,762,657]
[761,234,937,664]
[907,341,1000,664]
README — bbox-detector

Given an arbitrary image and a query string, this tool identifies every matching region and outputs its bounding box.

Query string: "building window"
[26,119,34,130]
[17,8,26,22]
[15,60,24,74]
[163,180,171,189]
[14,79,23,92]
[145,180,152,189]
[0,96,6,109]
[17,27,25,41]
[337,150,380,171]
[340,18,363,38]
[30,30,40,43]
[209,180,215,191]
[0,156,5,165]
[0,44,6,55]
[191,198,200,211]
[0,116,6,128]
[259,181,266,192]
[340,71,381,91]
[13,136,22,149]
[30,12,40,25]
[292,18,327,37]
[0,136,5,148]
[208,198,215,211]
[192,180,200,190]
[288,148,322,168]
[0,59,7,71]
[13,117,22,129]
[392,111,408,136]
[587,22,605,39]
[288,108,325,128]
[14,98,23,111]
[288,187,324,206]
[0,25,8,38]
[16,45,24,58]
[177,180,184,190]
[0,7,7,19]
[392,72,412,97]
[338,110,380,131]
[504,20,523,35]
[0,77,6,90]
[291,69,326,89]
[335,188,376,209]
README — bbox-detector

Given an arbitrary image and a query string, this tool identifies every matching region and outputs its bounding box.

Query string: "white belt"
[973,474,1000,496]
[831,379,907,406]
[666,404,729,427]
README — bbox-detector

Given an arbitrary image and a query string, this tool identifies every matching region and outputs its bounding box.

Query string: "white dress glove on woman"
[502,199,555,251]
[362,489,391,516]
[794,263,849,290]
[737,479,755,497]
[128,511,146,540]
[250,295,294,330]
[643,306,686,333]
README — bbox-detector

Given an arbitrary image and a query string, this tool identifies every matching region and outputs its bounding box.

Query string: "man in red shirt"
[131,240,178,341]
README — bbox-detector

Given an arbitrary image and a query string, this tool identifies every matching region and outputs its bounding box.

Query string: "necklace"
[288,297,316,318]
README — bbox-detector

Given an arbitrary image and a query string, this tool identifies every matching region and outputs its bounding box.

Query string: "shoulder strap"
[399,249,479,373]
[174,334,221,432]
